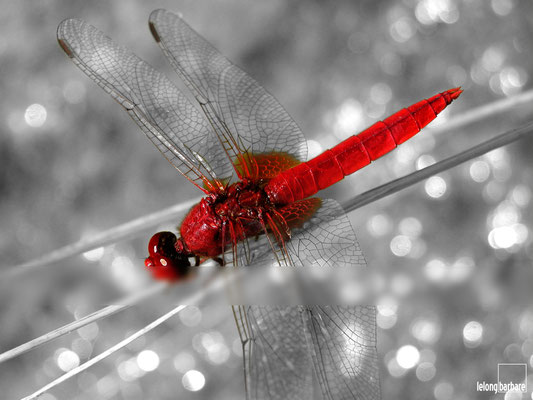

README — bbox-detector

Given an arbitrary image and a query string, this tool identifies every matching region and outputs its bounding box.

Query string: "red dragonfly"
[57,9,460,400]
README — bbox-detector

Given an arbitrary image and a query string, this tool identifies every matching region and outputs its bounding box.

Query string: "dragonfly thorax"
[178,181,270,260]
[212,180,268,218]
[146,180,273,281]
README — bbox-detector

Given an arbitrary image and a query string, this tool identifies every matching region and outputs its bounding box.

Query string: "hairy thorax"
[179,180,270,257]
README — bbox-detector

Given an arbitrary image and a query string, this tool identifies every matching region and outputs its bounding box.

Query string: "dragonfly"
[57,9,461,400]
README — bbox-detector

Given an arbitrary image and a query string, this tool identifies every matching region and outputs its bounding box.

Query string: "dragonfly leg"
[212,257,224,266]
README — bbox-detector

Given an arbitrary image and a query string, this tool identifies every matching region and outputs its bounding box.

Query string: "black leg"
[212,257,225,266]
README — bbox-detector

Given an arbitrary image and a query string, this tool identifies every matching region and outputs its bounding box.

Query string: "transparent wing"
[225,199,365,269]
[286,202,379,398]
[303,306,380,400]
[233,306,313,400]
[57,18,227,192]
[232,200,379,399]
[285,199,366,268]
[234,305,379,400]
[148,9,308,182]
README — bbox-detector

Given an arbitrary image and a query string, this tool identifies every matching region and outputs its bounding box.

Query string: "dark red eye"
[144,254,182,281]
[145,231,192,282]
[148,231,177,257]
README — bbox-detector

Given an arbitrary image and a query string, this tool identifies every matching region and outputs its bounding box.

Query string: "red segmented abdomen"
[264,87,462,205]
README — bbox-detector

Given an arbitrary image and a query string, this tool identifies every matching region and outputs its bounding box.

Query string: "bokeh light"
[136,350,160,372]
[396,345,420,369]
[118,358,143,381]
[491,0,514,16]
[377,297,399,329]
[390,235,412,257]
[332,98,365,139]
[78,323,99,341]
[24,103,47,128]
[173,352,196,373]
[387,357,407,378]
[398,217,423,237]
[390,273,413,297]
[366,214,393,237]
[488,224,528,249]
[416,361,436,381]
[97,376,119,397]
[389,17,417,43]
[182,370,206,392]
[71,338,92,359]
[469,160,491,183]
[56,349,80,372]
[424,258,447,282]
[416,154,436,170]
[110,254,143,291]
[511,185,531,207]
[179,306,202,327]
[487,198,529,251]
[370,82,393,105]
[434,381,454,400]
[411,317,441,344]
[415,0,459,25]
[424,176,447,199]
[463,321,483,348]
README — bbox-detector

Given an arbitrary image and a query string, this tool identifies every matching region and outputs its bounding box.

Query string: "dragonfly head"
[145,231,192,281]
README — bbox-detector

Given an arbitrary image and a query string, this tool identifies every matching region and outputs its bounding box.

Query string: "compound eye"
[147,255,182,281]
[148,231,177,257]
[145,231,191,282]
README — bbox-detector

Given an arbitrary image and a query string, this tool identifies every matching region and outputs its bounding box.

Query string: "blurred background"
[1,0,533,399]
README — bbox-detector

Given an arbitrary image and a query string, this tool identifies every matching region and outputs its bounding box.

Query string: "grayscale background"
[1,1,532,399]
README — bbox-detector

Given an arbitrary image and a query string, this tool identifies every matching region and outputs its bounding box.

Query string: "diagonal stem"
[20,267,228,400]
[1,199,197,279]
[428,88,533,135]
[342,120,533,213]
[0,282,167,364]
[21,303,188,400]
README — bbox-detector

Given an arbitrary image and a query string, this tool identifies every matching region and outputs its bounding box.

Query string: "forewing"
[302,306,380,400]
[149,9,308,182]
[233,306,313,400]
[57,18,227,192]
